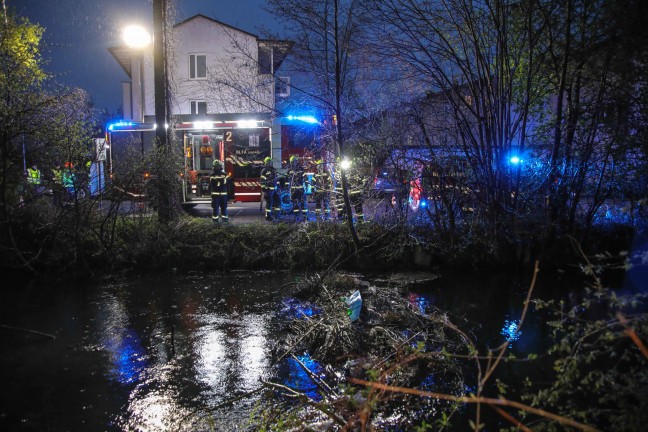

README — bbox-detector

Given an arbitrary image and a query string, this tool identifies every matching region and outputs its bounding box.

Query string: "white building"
[109,14,291,123]
[107,14,293,205]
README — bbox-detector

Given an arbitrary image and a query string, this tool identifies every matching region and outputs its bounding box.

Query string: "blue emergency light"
[509,156,522,165]
[285,115,319,124]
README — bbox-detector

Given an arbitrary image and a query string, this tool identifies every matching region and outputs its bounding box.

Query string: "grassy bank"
[1,204,640,278]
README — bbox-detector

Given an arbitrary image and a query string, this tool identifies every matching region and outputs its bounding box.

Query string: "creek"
[0,269,596,431]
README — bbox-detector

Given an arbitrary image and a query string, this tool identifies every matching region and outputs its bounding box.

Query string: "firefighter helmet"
[212,159,223,167]
[264,156,272,164]
[289,155,297,163]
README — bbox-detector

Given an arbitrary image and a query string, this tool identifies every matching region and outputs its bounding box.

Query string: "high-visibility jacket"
[287,164,305,191]
[209,168,229,196]
[314,169,332,194]
[62,170,75,189]
[260,165,277,191]
[52,168,63,185]
[27,168,41,185]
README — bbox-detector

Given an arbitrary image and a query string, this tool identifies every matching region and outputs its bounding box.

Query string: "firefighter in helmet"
[336,157,368,222]
[260,156,278,221]
[287,155,307,220]
[313,159,332,220]
[210,160,229,223]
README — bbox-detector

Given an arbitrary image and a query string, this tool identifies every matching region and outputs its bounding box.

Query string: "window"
[258,46,272,75]
[189,54,207,79]
[275,76,290,97]
[190,101,207,115]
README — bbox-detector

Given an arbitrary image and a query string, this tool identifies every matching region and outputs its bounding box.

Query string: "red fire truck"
[106,116,323,210]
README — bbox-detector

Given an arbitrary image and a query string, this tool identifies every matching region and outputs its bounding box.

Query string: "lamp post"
[123,25,150,123]
[122,2,173,221]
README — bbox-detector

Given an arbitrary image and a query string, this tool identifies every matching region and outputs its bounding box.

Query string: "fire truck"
[106,115,323,209]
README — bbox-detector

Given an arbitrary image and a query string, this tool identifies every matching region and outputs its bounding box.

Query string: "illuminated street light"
[340,159,351,170]
[123,25,151,48]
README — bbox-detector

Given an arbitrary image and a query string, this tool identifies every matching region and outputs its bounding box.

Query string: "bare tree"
[264,0,368,249]
[360,0,550,244]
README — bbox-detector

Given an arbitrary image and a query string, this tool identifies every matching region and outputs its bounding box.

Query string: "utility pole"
[152,0,173,221]
[153,0,168,147]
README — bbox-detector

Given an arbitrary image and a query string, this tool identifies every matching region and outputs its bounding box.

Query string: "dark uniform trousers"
[210,173,229,223]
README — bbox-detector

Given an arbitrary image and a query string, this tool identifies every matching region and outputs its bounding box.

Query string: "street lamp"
[122,25,150,123]
[123,25,151,48]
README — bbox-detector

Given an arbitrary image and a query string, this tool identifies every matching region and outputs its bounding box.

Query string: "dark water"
[0,268,633,431]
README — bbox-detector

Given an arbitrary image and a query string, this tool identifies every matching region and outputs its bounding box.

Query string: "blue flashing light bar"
[285,115,319,124]
[509,156,522,165]
[107,121,134,131]
[107,120,156,132]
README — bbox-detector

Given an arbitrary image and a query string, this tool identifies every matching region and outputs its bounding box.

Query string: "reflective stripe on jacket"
[260,166,277,191]
[210,172,229,196]
[27,168,41,185]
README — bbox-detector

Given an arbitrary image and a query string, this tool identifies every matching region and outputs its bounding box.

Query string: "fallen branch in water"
[348,377,601,432]
[1,324,56,339]
[261,379,346,426]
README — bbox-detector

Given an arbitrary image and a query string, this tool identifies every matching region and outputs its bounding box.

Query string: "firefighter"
[313,160,332,220]
[287,155,307,220]
[26,162,42,194]
[51,162,63,206]
[210,160,229,223]
[260,156,278,221]
[335,158,368,222]
[62,162,76,202]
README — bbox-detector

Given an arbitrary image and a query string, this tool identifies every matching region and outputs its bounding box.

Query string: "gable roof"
[109,14,292,78]
[173,14,259,39]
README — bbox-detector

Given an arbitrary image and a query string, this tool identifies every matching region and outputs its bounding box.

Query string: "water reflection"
[283,352,323,401]
[404,270,549,355]
[89,273,291,431]
[500,319,522,346]
[280,297,321,319]
[96,293,147,384]
[408,292,431,314]
[0,270,565,431]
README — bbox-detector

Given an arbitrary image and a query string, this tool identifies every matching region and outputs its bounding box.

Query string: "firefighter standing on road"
[336,158,368,222]
[260,156,278,221]
[313,160,332,220]
[287,155,307,220]
[210,160,229,223]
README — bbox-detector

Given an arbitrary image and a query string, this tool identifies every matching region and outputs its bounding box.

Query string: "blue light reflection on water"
[105,327,147,384]
[279,298,321,320]
[408,293,430,315]
[282,352,324,401]
[500,319,522,347]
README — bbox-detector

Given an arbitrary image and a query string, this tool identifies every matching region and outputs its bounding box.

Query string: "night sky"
[9,0,281,113]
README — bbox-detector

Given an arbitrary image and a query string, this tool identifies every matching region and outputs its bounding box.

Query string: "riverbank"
[1,204,641,279]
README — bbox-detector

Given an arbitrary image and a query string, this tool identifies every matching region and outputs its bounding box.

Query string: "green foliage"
[0,13,46,92]
[522,280,648,430]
